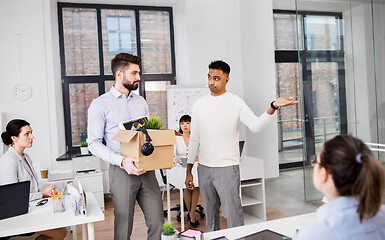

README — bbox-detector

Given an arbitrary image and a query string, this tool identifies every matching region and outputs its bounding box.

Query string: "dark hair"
[320,134,384,222]
[1,119,30,145]
[208,60,230,75]
[178,115,191,134]
[111,53,141,79]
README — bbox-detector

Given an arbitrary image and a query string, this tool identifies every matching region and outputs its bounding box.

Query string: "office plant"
[161,221,177,240]
[80,141,89,155]
[144,113,164,130]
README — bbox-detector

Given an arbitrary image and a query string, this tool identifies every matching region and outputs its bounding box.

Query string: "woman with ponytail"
[0,119,66,240]
[297,134,385,239]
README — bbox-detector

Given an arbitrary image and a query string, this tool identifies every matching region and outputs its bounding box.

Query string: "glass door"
[301,13,347,201]
[274,12,347,173]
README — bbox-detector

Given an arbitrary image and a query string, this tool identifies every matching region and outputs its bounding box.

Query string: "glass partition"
[297,0,384,202]
[274,0,384,204]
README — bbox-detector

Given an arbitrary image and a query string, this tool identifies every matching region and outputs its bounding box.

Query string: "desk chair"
[159,169,205,222]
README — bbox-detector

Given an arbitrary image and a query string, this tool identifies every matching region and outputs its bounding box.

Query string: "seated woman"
[0,119,67,240]
[175,114,201,227]
[297,135,385,240]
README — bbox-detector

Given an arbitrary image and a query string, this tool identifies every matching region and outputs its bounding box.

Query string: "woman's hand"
[185,172,194,190]
[42,185,56,198]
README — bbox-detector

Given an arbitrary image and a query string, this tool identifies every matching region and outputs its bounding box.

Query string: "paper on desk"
[67,182,87,216]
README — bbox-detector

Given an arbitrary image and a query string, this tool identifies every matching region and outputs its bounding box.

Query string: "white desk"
[203,212,317,240]
[0,192,104,240]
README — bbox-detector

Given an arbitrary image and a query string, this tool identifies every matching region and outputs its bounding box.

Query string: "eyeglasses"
[311,154,321,167]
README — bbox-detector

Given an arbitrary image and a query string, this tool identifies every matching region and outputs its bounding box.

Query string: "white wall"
[0,0,280,178]
[240,0,279,178]
[0,0,67,172]
[173,0,278,178]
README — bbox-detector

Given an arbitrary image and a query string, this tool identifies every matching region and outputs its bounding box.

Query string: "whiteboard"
[167,85,210,131]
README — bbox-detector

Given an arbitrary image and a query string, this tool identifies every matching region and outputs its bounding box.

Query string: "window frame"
[58,3,176,154]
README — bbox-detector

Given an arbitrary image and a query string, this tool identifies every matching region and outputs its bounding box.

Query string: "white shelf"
[241,195,263,206]
[243,212,264,225]
[241,181,262,188]
[239,156,266,224]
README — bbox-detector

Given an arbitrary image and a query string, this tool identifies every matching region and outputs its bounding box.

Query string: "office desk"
[0,192,104,240]
[203,212,317,240]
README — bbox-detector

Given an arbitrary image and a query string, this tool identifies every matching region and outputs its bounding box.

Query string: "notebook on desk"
[0,181,30,220]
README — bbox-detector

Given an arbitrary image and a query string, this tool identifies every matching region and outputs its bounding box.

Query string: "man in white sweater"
[185,60,298,231]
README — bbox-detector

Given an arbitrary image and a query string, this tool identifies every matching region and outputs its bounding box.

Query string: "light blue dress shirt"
[297,196,385,240]
[87,86,149,166]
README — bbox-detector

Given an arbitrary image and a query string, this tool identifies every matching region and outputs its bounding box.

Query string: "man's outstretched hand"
[273,97,299,108]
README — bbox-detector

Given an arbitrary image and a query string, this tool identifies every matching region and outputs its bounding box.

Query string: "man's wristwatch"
[270,101,279,110]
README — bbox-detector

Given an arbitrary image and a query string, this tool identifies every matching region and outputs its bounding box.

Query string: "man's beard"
[123,81,139,91]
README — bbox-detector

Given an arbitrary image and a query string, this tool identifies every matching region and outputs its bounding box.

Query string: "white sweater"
[187,92,274,167]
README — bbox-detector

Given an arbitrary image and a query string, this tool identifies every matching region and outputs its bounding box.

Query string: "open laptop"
[0,181,30,220]
[236,229,292,240]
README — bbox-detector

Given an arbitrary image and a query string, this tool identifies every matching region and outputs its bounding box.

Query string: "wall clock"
[13,82,32,100]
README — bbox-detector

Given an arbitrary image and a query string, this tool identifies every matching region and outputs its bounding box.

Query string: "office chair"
[159,169,205,222]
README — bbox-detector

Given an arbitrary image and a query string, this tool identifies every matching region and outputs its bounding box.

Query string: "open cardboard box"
[112,129,181,171]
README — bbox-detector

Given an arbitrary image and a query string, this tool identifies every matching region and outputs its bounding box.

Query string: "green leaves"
[80,141,88,147]
[144,113,164,130]
[161,221,176,236]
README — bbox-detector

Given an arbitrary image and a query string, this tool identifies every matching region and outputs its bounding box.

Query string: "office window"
[106,16,133,54]
[58,3,176,152]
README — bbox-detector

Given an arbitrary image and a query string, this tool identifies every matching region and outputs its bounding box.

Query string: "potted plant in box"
[144,113,164,130]
[80,141,89,155]
[161,221,177,240]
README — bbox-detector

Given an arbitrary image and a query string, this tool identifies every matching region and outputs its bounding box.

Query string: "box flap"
[112,130,138,143]
[148,129,177,147]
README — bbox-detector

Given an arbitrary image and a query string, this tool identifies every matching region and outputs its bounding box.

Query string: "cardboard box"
[112,129,178,171]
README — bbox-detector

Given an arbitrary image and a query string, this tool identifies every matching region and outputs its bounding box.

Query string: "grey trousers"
[197,164,244,232]
[109,164,164,240]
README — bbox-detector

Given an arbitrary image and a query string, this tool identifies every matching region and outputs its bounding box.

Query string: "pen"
[51,189,56,199]
[60,189,64,198]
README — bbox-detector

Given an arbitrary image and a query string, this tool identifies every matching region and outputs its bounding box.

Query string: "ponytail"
[352,153,384,222]
[321,135,384,222]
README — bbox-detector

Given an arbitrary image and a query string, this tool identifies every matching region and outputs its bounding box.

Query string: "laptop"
[0,181,30,220]
[236,229,292,240]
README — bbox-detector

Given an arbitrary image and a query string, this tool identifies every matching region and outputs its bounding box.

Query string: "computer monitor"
[0,181,30,220]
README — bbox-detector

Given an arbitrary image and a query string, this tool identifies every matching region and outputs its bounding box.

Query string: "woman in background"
[0,119,67,240]
[297,135,385,240]
[175,114,201,227]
